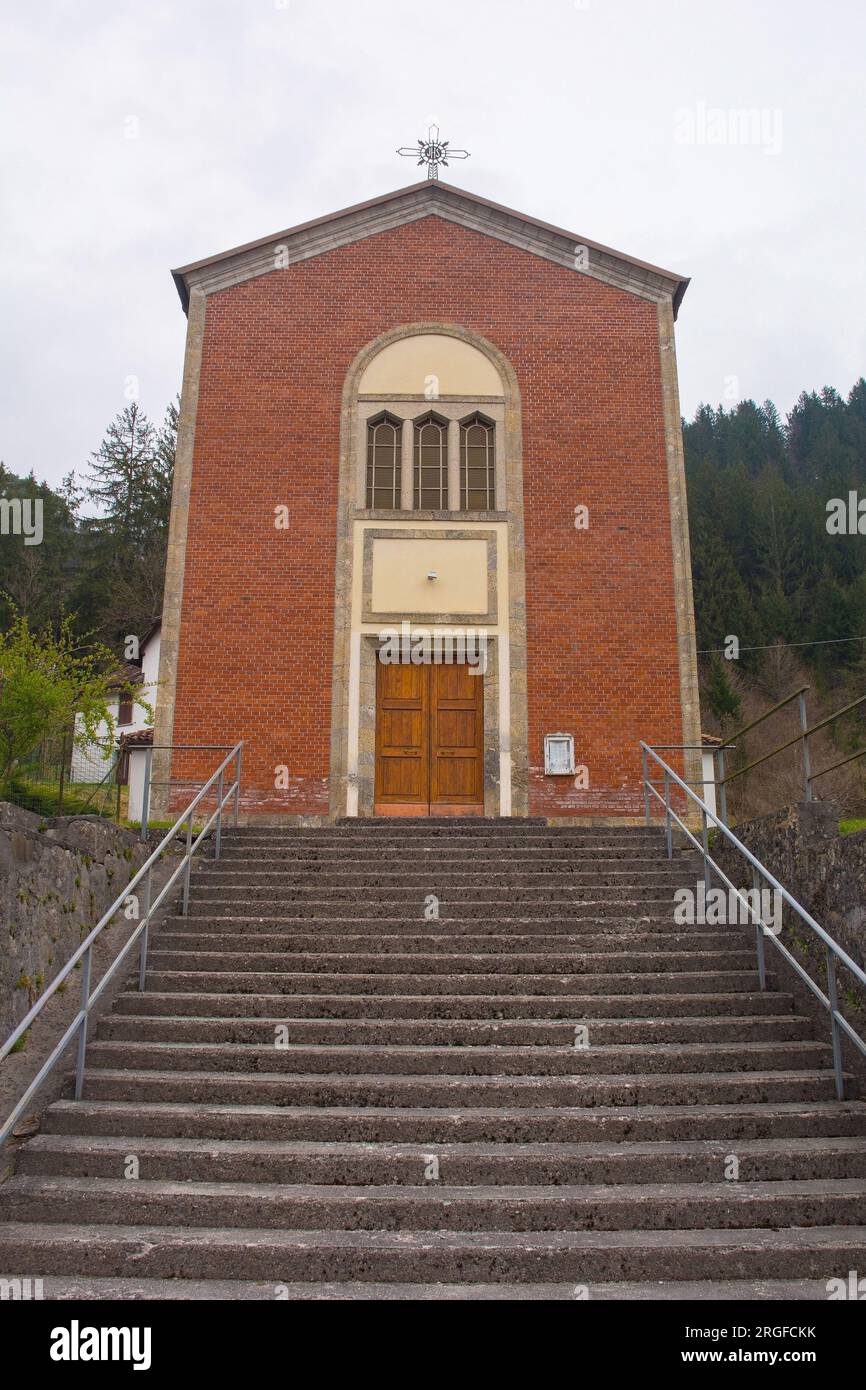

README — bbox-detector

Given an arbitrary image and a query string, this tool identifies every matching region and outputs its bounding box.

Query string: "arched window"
[366,413,401,509]
[413,413,448,510]
[460,414,496,510]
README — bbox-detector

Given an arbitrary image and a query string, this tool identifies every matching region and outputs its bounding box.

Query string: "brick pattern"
[171,215,684,816]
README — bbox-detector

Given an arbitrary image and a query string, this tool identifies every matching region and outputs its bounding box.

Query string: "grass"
[840,818,866,835]
[124,818,210,836]
[2,778,117,819]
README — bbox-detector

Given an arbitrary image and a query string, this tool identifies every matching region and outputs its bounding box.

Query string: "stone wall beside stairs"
[712,801,866,1081]
[0,803,149,1040]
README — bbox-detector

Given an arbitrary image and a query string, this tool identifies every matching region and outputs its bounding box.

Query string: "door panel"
[374,658,484,816]
[430,662,484,809]
[374,661,429,810]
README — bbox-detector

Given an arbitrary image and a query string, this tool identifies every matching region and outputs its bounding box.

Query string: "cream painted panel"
[359,334,503,397]
[370,538,488,615]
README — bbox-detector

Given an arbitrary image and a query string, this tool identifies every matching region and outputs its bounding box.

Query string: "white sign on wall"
[544,734,575,775]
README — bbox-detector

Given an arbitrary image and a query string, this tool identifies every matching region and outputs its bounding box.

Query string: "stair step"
[113,990,797,1019]
[43,1099,866,1143]
[97,1013,814,1046]
[142,970,772,996]
[4,1176,866,1232]
[144,949,759,975]
[19,1134,866,1185]
[157,914,723,933]
[79,1067,846,1108]
[190,873,687,888]
[215,849,684,864]
[198,864,689,877]
[185,902,681,921]
[4,1222,865,1281]
[20,1275,840,1301]
[151,931,747,954]
[82,1039,832,1077]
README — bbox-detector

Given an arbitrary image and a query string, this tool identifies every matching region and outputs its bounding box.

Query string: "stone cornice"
[173,182,689,318]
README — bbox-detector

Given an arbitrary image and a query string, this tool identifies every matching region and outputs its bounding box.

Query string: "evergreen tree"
[702,653,742,725]
[79,401,174,643]
[84,402,159,553]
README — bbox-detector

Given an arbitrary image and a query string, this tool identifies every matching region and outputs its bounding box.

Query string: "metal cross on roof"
[397,125,470,181]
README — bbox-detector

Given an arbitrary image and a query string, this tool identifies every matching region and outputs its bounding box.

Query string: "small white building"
[120,728,155,826]
[71,623,161,807]
[701,732,723,819]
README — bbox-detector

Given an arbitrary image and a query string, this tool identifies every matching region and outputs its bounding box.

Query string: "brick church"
[153,180,700,821]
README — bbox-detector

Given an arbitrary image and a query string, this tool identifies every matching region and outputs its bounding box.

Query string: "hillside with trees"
[0,398,177,648]
[686,378,866,815]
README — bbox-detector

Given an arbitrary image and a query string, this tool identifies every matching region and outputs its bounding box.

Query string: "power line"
[697,635,866,655]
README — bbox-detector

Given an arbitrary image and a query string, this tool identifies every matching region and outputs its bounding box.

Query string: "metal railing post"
[826,950,846,1100]
[59,731,68,812]
[700,806,710,893]
[74,945,92,1099]
[233,744,243,826]
[641,745,650,826]
[138,862,152,992]
[717,747,728,827]
[752,864,767,991]
[215,770,224,859]
[664,772,672,859]
[799,691,812,801]
[182,809,194,916]
[140,746,153,843]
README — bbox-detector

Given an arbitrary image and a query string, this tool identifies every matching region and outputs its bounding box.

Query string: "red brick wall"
[170,214,685,816]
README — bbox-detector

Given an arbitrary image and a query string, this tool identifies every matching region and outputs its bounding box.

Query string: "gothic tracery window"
[413,413,448,510]
[460,413,496,511]
[365,412,401,509]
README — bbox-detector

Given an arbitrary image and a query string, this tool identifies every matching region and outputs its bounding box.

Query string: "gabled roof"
[140,618,161,652]
[106,661,143,692]
[171,181,690,318]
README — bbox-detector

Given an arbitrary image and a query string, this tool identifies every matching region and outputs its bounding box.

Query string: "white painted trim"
[345,632,362,818]
[498,631,512,816]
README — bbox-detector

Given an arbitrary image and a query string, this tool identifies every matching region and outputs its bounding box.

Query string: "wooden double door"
[374,660,484,816]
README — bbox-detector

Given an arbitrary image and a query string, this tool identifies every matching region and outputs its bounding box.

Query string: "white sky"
[1,0,864,492]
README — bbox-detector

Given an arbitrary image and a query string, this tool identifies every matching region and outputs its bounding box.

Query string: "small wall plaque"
[544,733,575,775]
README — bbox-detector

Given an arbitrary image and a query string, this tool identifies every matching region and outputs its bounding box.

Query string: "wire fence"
[4,732,125,820]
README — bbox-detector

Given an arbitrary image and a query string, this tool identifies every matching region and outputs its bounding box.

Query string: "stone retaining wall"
[0,803,149,1040]
[713,801,866,1074]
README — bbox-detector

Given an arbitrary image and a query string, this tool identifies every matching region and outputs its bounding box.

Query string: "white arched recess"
[328,322,529,819]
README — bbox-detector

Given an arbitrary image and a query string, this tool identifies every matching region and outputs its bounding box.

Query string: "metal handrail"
[640,741,866,1100]
[727,686,810,744]
[0,741,243,1147]
[716,686,866,811]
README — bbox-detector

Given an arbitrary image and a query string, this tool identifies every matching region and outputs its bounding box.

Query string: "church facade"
[153,181,700,821]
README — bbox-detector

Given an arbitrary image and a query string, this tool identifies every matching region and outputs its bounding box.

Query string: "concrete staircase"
[2,818,865,1300]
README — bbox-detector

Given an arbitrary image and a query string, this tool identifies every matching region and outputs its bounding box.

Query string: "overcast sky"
[1,0,864,494]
